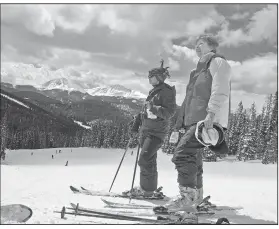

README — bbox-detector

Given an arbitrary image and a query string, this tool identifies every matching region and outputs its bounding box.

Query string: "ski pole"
[129,143,141,203]
[109,138,132,192]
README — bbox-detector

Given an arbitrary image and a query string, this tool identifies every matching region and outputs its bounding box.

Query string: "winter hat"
[195,121,224,147]
[148,59,170,82]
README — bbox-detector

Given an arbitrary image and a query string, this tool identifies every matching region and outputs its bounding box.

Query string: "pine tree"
[113,124,123,148]
[258,105,270,158]
[269,91,278,136]
[0,107,9,159]
[227,113,237,154]
[264,91,278,163]
[264,94,274,142]
[244,102,258,159]
[120,124,129,149]
[236,110,249,156]
[230,101,244,155]
[103,125,114,148]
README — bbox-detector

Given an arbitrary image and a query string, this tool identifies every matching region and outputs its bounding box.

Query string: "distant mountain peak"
[1,61,146,100]
[41,78,86,93]
[85,84,146,99]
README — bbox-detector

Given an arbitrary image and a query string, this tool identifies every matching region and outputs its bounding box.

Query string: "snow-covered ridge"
[1,62,146,100]
[1,93,30,109]
[73,120,91,130]
[40,78,87,93]
[85,84,146,99]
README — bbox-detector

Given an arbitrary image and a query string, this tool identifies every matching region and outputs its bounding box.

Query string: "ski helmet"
[195,121,225,147]
[148,59,170,82]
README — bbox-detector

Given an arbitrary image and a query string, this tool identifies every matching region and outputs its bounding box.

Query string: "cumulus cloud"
[231,53,277,94]
[1,4,276,112]
[1,4,140,36]
[247,5,277,45]
[1,5,55,36]
[97,6,139,35]
[218,21,249,47]
[229,12,250,20]
[168,57,180,71]
[52,5,99,33]
[169,45,199,63]
[185,10,225,37]
[44,47,91,69]
[218,5,277,47]
[1,44,43,63]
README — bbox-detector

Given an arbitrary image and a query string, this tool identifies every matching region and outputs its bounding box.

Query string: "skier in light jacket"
[164,34,231,211]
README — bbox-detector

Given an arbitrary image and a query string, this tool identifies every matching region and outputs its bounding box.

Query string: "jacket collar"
[199,51,216,63]
[147,83,165,101]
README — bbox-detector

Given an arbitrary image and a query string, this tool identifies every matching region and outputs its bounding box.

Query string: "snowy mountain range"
[1,62,146,100]
[41,78,146,99]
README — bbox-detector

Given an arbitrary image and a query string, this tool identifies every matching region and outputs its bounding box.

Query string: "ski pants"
[172,124,204,189]
[138,132,163,192]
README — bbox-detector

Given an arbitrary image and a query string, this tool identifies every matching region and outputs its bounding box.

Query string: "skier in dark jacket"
[124,60,177,197]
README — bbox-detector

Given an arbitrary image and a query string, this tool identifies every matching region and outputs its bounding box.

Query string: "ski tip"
[101,198,115,206]
[100,198,109,204]
[70,203,76,208]
[80,186,86,190]
[70,186,79,192]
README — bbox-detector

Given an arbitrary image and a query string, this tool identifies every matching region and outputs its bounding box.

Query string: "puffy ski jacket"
[131,82,177,140]
[175,52,231,130]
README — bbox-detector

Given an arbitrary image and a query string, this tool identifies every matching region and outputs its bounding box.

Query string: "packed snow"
[1,147,277,225]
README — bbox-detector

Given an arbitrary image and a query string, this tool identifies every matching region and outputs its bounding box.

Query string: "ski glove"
[169,131,179,144]
[128,113,142,138]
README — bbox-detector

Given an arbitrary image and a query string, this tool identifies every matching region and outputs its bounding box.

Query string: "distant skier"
[65,161,68,166]
[52,155,54,159]
[59,150,61,153]
[124,59,177,197]
[31,152,33,156]
[165,34,231,211]
[0,150,6,161]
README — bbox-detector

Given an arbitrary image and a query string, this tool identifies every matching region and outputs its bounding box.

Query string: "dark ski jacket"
[131,82,176,140]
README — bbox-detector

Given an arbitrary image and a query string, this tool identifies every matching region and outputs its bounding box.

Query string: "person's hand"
[204,112,215,130]
[145,101,152,110]
[169,131,179,144]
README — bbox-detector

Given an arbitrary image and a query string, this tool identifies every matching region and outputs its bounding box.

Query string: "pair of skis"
[64,185,232,224]
[55,203,197,224]
[70,185,168,200]
[55,202,229,224]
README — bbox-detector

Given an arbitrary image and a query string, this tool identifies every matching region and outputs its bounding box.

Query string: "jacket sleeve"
[207,58,231,114]
[149,87,177,120]
[174,97,186,131]
[173,69,195,131]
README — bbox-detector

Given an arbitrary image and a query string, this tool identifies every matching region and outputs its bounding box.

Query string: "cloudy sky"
[1,4,277,112]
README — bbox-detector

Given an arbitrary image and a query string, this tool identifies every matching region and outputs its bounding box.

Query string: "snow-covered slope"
[73,120,91,130]
[1,93,30,109]
[1,148,277,224]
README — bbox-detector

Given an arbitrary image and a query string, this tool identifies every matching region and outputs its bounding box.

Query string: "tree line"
[162,92,278,164]
[1,92,277,164]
